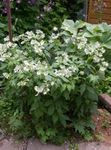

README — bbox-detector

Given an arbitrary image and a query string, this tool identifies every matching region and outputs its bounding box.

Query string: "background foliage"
[0,0,84,42]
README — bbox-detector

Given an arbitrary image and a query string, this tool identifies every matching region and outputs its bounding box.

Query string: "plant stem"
[6,0,13,42]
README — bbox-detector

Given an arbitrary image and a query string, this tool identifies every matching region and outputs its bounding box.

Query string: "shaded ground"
[93,109,111,143]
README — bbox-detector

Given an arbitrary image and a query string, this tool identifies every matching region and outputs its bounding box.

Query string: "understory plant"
[0,20,111,143]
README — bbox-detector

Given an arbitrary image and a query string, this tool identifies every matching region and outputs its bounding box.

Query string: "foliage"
[64,0,84,20]
[0,0,84,41]
[0,20,110,143]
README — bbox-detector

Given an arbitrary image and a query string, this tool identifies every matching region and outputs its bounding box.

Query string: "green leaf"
[80,84,86,95]
[89,74,99,84]
[61,77,69,83]
[0,23,6,28]
[52,114,58,124]
[59,115,67,127]
[62,19,75,34]
[48,105,55,116]
[74,20,86,29]
[103,41,111,49]
[87,86,98,101]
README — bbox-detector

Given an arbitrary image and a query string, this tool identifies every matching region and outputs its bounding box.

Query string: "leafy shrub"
[0,20,110,143]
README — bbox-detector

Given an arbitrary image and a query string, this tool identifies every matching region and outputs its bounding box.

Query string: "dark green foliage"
[0,0,84,41]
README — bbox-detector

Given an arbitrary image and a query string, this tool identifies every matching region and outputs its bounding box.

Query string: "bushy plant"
[0,20,110,143]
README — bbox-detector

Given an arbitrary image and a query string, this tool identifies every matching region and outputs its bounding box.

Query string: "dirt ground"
[93,109,111,144]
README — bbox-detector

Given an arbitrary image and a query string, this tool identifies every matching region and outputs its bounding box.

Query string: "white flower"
[17,81,27,86]
[51,81,54,86]
[0,57,5,62]
[53,27,58,31]
[37,71,41,76]
[93,56,100,63]
[31,40,38,45]
[78,42,85,49]
[102,62,108,67]
[36,30,45,39]
[99,67,106,72]
[3,73,10,79]
[101,48,106,53]
[4,36,9,42]
[13,37,19,42]
[14,65,22,73]
[43,88,50,95]
[51,33,59,40]
[34,84,50,96]
[97,52,103,57]
[94,42,100,49]
[80,71,84,75]
[23,66,30,72]
[84,48,90,55]
[26,31,34,38]
[6,42,13,48]
[33,45,43,54]
[34,86,44,94]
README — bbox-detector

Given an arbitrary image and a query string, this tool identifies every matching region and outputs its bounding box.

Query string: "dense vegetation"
[0,0,84,42]
[0,0,111,144]
[1,19,111,143]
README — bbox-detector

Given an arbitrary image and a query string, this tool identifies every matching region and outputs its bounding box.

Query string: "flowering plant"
[0,20,110,142]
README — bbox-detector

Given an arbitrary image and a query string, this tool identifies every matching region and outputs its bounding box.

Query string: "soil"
[93,109,111,144]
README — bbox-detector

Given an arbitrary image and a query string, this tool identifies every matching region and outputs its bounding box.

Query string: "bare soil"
[93,109,111,144]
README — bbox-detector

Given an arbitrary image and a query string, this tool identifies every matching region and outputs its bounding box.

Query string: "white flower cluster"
[49,33,60,43]
[14,60,48,74]
[3,72,10,79]
[53,52,78,78]
[1,27,109,96]
[71,34,108,72]
[34,83,50,95]
[0,42,17,62]
[76,36,87,50]
[17,79,29,87]
[30,39,45,55]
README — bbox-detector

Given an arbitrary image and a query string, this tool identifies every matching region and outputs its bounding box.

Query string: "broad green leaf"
[62,19,75,34]
[74,20,86,29]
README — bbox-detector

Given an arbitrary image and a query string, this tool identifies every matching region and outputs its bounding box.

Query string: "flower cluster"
[0,21,109,97]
